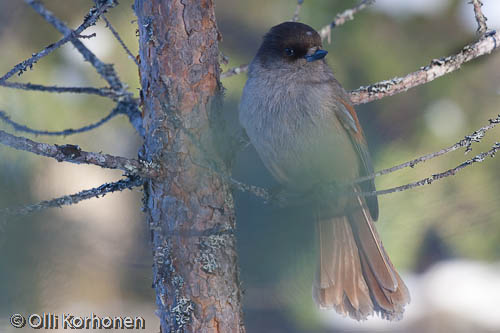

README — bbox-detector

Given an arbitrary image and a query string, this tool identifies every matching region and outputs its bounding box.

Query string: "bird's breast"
[239,69,359,190]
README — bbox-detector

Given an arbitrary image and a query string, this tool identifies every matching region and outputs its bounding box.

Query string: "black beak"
[305,49,328,62]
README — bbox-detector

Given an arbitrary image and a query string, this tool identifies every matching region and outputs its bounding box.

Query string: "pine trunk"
[135,1,245,331]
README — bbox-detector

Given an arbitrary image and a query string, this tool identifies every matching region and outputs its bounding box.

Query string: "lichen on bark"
[135,0,245,332]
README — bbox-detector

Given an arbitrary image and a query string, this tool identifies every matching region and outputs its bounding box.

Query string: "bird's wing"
[334,97,379,221]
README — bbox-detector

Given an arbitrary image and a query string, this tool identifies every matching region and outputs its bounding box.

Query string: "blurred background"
[1,0,500,332]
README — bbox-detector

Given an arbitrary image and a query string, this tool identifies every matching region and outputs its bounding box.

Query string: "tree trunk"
[135,1,245,332]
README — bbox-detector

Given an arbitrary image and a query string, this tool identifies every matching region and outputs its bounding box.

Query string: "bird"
[238,21,410,320]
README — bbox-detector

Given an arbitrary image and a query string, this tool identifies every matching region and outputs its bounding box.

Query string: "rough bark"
[135,1,244,332]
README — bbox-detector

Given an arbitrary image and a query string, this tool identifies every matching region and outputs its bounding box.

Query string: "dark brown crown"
[256,22,323,64]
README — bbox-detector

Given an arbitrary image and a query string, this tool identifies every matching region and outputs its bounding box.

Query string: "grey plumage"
[239,22,409,320]
[240,40,358,190]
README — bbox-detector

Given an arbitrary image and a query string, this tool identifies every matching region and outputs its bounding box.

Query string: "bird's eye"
[284,48,295,57]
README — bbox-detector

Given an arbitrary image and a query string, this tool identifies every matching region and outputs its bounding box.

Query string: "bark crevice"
[135,0,244,332]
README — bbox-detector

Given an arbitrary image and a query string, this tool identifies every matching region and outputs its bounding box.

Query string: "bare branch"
[221,0,374,78]
[0,81,118,99]
[470,0,488,35]
[102,15,139,66]
[219,51,230,65]
[0,129,161,178]
[0,100,141,137]
[0,1,116,84]
[292,0,304,22]
[220,64,248,79]
[76,32,97,39]
[227,177,271,201]
[318,0,375,42]
[0,108,119,136]
[0,176,143,216]
[361,142,500,197]
[1,81,143,136]
[25,0,124,91]
[353,114,500,185]
[25,0,145,136]
[227,139,500,202]
[219,112,500,202]
[349,31,500,105]
[190,155,271,201]
[0,82,144,135]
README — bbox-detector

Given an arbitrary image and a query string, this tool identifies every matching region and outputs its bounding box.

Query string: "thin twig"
[0,108,119,136]
[221,113,500,201]
[318,0,375,42]
[25,0,123,91]
[349,30,500,105]
[352,114,500,185]
[25,0,144,136]
[0,81,118,99]
[158,95,271,201]
[0,1,115,84]
[360,142,500,197]
[221,0,375,78]
[0,129,161,178]
[102,15,139,66]
[76,33,97,39]
[292,0,304,22]
[220,64,249,79]
[0,176,143,216]
[227,140,500,201]
[190,155,271,202]
[219,51,230,65]
[470,0,488,35]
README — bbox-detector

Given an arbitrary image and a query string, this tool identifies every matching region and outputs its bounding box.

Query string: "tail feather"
[314,216,373,320]
[313,195,410,320]
[351,196,397,292]
[358,249,409,320]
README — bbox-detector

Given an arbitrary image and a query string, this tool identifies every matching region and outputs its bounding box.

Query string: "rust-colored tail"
[313,195,410,320]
